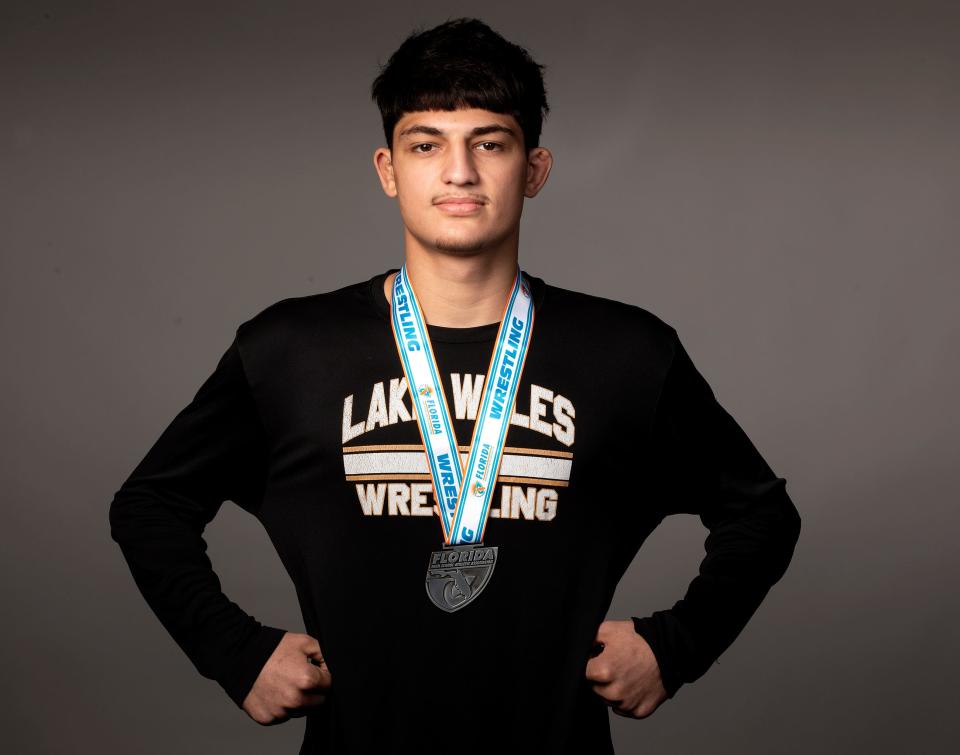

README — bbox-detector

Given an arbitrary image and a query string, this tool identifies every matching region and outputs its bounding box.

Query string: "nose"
[440,141,479,185]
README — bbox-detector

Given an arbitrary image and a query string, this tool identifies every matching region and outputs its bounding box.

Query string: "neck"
[384,249,519,328]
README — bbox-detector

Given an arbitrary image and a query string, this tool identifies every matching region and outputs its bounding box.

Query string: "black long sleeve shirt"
[109,268,801,753]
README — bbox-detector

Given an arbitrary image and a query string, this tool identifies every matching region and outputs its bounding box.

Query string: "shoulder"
[540,278,679,359]
[233,276,375,361]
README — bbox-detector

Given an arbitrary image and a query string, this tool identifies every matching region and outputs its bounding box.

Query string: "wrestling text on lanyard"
[389,263,534,612]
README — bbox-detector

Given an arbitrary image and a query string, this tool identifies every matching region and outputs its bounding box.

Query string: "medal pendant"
[425,542,498,612]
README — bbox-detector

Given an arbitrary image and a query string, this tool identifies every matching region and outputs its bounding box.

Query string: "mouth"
[435,200,485,215]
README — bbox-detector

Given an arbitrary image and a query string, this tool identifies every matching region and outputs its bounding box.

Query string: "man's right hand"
[241,632,332,725]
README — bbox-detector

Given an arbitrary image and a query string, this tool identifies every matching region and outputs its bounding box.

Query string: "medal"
[389,264,535,611]
[425,543,498,613]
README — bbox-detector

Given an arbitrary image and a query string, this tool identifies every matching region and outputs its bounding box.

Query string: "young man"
[110,17,801,754]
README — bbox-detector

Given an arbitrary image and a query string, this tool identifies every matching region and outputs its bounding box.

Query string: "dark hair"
[371,17,549,151]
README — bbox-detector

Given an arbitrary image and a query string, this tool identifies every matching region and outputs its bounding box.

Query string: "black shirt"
[109,269,801,753]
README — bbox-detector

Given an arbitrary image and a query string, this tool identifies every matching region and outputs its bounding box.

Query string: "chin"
[430,224,513,255]
[433,237,491,255]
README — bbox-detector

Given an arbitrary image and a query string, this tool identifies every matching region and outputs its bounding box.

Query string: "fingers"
[584,620,668,721]
[611,699,658,720]
[243,634,333,726]
[302,636,325,665]
[596,685,645,718]
[586,653,621,705]
[246,686,326,727]
[305,663,332,691]
[280,673,330,718]
[588,671,664,720]
[602,683,664,720]
[284,640,332,709]
[285,691,328,717]
[589,670,656,718]
[591,681,623,708]
[299,635,332,690]
[584,654,613,684]
[592,620,612,643]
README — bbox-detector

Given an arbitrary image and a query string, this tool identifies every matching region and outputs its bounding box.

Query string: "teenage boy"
[110,17,801,754]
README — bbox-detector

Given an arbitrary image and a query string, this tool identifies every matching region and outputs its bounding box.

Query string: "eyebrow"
[397,123,517,139]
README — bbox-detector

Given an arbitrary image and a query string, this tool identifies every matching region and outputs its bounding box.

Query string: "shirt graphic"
[341,371,576,523]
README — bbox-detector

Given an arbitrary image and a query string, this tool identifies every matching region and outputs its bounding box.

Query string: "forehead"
[394,108,520,137]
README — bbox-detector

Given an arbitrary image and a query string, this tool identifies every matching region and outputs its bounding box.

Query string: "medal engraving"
[425,543,498,612]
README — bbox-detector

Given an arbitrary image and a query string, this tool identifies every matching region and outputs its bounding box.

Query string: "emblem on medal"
[425,543,498,612]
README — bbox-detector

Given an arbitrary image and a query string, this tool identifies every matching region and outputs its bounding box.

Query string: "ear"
[374,146,397,198]
[524,147,553,199]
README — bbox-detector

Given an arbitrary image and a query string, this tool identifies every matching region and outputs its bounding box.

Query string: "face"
[374,108,552,257]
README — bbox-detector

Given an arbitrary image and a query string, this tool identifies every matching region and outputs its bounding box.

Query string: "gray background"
[2,1,957,752]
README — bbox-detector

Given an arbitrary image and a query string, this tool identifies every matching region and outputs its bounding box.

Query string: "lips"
[435,198,485,214]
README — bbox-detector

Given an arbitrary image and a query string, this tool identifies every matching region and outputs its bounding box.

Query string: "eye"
[476,141,503,151]
[412,143,437,153]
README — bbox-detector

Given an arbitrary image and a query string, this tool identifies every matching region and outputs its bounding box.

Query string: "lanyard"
[389,263,535,546]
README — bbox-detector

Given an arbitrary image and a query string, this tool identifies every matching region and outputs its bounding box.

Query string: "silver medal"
[425,543,498,612]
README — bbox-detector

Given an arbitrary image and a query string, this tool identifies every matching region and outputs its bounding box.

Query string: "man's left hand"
[585,619,669,719]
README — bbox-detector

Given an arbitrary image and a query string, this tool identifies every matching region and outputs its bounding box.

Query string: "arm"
[631,328,802,699]
[108,333,287,708]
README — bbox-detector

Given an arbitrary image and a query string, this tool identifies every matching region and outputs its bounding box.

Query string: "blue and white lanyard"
[389,263,535,545]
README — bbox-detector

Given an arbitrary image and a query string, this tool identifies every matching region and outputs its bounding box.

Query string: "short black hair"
[371,17,549,151]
